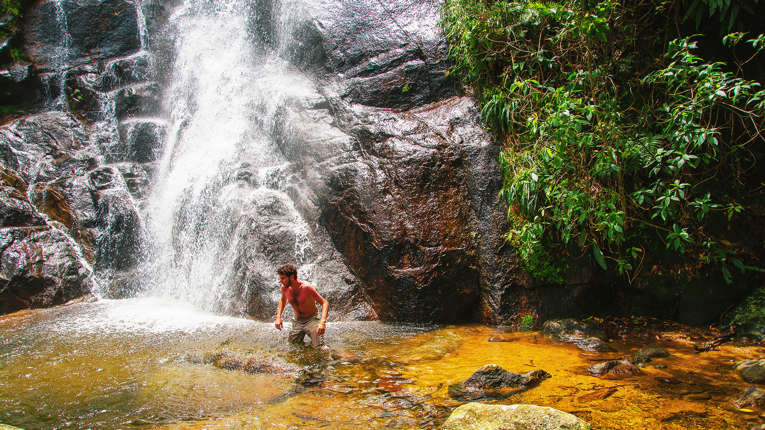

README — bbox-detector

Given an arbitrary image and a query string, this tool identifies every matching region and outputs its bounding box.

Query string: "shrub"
[441,0,765,284]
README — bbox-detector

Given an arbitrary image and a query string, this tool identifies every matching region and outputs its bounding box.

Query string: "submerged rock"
[448,364,550,401]
[733,385,765,410]
[632,345,670,365]
[735,359,765,384]
[586,359,642,378]
[542,319,614,352]
[442,402,591,430]
[185,348,298,377]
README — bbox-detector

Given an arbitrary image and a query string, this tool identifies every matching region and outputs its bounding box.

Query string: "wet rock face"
[273,0,517,323]
[0,185,45,227]
[318,98,494,322]
[0,111,146,312]
[25,0,141,68]
[0,64,45,113]
[0,226,90,314]
[285,0,455,109]
[0,0,159,312]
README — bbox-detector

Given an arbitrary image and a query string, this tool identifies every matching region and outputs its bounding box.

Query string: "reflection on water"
[1,300,763,429]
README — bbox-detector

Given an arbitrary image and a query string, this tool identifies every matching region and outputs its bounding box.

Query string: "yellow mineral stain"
[0,308,47,327]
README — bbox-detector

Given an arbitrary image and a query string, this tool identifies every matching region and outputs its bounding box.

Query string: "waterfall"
[138,0,317,313]
[47,0,73,110]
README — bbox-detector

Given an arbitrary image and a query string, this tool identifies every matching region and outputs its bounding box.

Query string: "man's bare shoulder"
[300,281,317,290]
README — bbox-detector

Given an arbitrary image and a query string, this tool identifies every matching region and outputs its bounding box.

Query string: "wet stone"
[116,120,167,163]
[733,386,765,410]
[443,403,591,430]
[735,359,765,384]
[633,345,670,365]
[449,364,550,401]
[297,365,327,387]
[0,186,44,227]
[488,335,515,342]
[587,358,642,378]
[542,319,614,352]
[113,82,162,120]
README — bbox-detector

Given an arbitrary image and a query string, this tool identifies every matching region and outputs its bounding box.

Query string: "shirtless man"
[274,264,329,349]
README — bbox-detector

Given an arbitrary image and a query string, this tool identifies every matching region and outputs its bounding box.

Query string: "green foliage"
[520,314,536,330]
[0,0,31,63]
[724,286,765,339]
[441,0,765,284]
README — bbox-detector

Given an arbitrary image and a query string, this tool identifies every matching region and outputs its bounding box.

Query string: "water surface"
[1,300,763,429]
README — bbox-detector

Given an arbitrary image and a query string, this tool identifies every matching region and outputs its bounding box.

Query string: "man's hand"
[316,321,326,336]
[275,318,283,330]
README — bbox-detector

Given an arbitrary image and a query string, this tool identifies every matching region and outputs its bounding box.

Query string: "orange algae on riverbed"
[386,326,765,429]
[2,303,763,430]
[149,325,764,429]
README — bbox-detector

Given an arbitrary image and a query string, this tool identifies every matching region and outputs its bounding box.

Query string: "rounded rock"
[442,403,591,430]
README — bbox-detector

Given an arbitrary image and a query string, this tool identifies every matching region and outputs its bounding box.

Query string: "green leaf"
[592,243,607,270]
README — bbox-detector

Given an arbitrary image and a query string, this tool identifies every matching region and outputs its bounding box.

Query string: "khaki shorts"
[289,314,324,348]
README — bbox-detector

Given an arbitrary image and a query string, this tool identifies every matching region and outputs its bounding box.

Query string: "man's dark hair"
[277,264,297,278]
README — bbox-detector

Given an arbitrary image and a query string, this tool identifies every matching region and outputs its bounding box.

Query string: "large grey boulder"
[442,403,591,430]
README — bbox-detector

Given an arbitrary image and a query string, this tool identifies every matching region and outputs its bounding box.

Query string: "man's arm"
[312,288,329,336]
[275,293,286,330]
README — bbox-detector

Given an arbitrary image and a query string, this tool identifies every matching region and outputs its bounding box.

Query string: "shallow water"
[1,300,763,429]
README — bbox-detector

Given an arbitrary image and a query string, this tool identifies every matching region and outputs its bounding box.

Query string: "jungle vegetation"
[441,0,765,288]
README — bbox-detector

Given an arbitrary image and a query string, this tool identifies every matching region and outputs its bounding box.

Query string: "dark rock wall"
[0,0,154,312]
[272,0,532,323]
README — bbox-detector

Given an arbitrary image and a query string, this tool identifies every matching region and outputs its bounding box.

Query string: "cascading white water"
[48,0,72,110]
[139,0,316,313]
